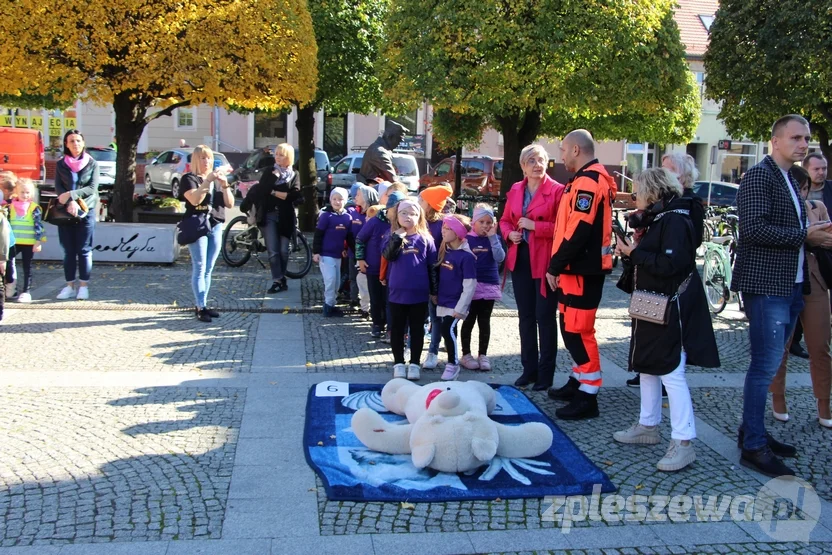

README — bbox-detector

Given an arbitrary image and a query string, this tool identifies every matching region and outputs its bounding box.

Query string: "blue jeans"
[261,211,289,281]
[57,214,95,282]
[428,300,442,355]
[187,223,223,308]
[741,284,805,450]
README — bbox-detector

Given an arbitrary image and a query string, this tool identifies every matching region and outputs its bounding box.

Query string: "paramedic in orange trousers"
[546,130,617,420]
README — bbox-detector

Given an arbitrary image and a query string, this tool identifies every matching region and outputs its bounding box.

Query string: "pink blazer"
[499,175,565,283]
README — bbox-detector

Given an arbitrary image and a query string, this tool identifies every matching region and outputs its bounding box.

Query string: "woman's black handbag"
[176,213,210,245]
[44,197,88,226]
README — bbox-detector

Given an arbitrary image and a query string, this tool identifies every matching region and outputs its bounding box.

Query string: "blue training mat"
[304,383,616,502]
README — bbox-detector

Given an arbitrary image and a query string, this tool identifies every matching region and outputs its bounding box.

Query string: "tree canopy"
[0,0,317,221]
[293,0,391,229]
[704,1,832,163]
[382,0,699,193]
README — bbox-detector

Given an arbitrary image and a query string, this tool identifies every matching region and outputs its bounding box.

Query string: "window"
[334,158,352,174]
[699,15,714,31]
[351,157,364,174]
[314,151,330,172]
[493,161,503,180]
[692,71,706,97]
[175,107,196,130]
[435,161,452,177]
[464,160,486,176]
[155,151,172,164]
[393,156,418,177]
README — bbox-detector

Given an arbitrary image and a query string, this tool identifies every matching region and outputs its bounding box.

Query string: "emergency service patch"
[575,191,594,213]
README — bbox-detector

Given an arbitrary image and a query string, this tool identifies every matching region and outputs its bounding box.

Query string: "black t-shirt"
[180,173,226,224]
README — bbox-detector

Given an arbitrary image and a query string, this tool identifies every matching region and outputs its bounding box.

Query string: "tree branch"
[145,100,192,124]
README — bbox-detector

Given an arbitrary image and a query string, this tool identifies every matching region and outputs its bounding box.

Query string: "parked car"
[419,155,503,197]
[87,146,117,192]
[229,146,331,201]
[0,127,45,182]
[327,152,420,194]
[691,180,738,207]
[144,148,231,198]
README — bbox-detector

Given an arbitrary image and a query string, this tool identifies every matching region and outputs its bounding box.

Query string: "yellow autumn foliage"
[0,0,318,110]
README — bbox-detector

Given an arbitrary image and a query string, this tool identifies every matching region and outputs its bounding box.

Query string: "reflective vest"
[9,203,39,246]
[549,160,617,276]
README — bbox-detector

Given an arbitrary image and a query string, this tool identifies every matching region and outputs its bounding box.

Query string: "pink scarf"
[12,200,31,217]
[63,152,92,173]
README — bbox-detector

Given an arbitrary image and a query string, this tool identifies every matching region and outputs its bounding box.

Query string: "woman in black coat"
[613,168,719,473]
[240,144,301,294]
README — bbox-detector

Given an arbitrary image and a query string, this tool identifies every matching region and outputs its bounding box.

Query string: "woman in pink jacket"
[500,144,565,390]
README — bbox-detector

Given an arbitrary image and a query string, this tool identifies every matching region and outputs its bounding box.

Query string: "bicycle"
[701,212,742,314]
[221,214,313,278]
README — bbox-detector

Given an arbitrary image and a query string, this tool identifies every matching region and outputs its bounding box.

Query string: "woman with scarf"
[240,143,301,294]
[614,168,718,472]
[54,129,100,300]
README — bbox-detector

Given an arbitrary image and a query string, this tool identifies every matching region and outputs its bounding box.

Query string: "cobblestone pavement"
[0,309,257,373]
[0,259,828,553]
[489,544,831,555]
[690,387,832,503]
[0,387,244,546]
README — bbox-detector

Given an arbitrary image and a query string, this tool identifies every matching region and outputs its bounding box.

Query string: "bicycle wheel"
[703,249,727,314]
[221,215,254,267]
[284,229,312,278]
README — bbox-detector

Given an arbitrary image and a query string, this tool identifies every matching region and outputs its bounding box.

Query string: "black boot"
[196,307,212,323]
[737,429,797,458]
[740,446,796,478]
[267,282,280,294]
[547,376,580,401]
[626,373,641,387]
[514,373,538,387]
[555,390,599,420]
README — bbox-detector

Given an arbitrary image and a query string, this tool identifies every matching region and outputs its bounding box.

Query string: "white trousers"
[639,352,696,440]
[319,256,341,307]
[356,271,370,312]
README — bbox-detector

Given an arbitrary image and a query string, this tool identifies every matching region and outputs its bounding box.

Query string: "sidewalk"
[0,262,829,554]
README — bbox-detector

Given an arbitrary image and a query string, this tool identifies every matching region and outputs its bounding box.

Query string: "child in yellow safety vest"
[7,178,46,303]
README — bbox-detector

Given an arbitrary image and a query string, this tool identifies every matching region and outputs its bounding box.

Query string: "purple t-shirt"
[428,219,443,251]
[356,215,388,276]
[316,210,352,258]
[347,206,365,257]
[467,235,500,285]
[385,233,437,304]
[437,247,477,310]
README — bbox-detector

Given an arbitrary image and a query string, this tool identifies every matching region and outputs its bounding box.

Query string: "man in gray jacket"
[357,121,408,185]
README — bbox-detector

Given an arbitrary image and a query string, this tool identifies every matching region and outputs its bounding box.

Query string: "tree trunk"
[110,92,149,223]
[295,104,319,232]
[453,146,463,197]
[496,109,541,212]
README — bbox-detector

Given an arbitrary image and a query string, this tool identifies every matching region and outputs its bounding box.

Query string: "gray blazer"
[54,156,100,213]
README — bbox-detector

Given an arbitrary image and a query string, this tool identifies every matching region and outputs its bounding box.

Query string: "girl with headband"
[435,214,477,381]
[459,204,506,372]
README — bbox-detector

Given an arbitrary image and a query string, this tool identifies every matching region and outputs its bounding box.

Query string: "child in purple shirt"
[313,187,353,317]
[434,214,477,381]
[382,199,437,380]
[460,204,506,372]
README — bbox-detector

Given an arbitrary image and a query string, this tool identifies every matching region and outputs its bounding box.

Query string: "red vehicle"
[420,155,503,197]
[0,127,45,182]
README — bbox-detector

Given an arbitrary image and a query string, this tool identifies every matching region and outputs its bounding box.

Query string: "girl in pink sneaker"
[460,204,505,372]
[435,214,477,381]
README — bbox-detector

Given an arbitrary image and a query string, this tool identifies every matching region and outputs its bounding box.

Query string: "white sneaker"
[17,292,32,303]
[613,422,661,445]
[423,352,439,369]
[393,364,407,379]
[56,285,76,300]
[657,439,696,472]
[76,286,89,300]
[407,364,421,381]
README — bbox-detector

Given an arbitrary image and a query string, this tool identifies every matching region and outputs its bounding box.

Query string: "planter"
[133,206,186,224]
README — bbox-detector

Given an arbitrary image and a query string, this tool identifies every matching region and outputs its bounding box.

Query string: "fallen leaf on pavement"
[400,502,415,509]
[317,441,323,446]
[329,435,336,439]
[635,484,644,490]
